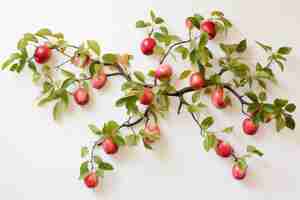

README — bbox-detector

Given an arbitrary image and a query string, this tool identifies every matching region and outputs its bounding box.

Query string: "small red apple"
[139,88,154,105]
[84,172,99,188]
[215,140,232,158]
[232,164,247,180]
[143,123,161,145]
[72,54,91,68]
[200,20,217,40]
[211,87,227,109]
[242,118,259,135]
[140,37,156,55]
[73,88,90,106]
[190,72,205,90]
[185,18,193,29]
[34,44,52,64]
[155,64,173,81]
[92,73,107,90]
[102,138,118,155]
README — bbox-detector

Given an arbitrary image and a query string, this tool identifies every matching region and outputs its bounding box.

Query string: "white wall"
[0,0,299,199]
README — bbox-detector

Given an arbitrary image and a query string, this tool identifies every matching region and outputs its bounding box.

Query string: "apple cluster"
[1,10,296,192]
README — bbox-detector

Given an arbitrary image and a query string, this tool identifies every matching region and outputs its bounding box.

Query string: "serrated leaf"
[87,40,101,56]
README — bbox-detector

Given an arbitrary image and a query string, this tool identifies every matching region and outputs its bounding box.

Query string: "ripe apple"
[190,72,205,90]
[139,88,154,105]
[102,138,118,154]
[34,44,52,64]
[73,88,90,106]
[200,20,217,40]
[232,164,247,180]
[84,172,99,188]
[211,87,227,109]
[140,37,156,55]
[92,73,107,90]
[242,118,259,135]
[154,64,173,81]
[215,140,232,158]
[143,123,161,145]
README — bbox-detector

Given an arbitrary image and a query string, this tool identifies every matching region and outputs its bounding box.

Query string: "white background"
[0,0,299,199]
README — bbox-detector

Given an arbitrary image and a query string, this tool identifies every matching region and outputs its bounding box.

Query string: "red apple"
[232,164,247,180]
[84,172,99,188]
[190,72,205,90]
[102,138,118,155]
[200,20,217,40]
[143,123,161,145]
[139,88,154,105]
[185,18,193,29]
[140,37,156,55]
[73,88,90,106]
[72,54,91,68]
[211,87,227,109]
[34,44,52,64]
[243,118,259,135]
[155,64,173,81]
[215,140,232,158]
[92,73,107,90]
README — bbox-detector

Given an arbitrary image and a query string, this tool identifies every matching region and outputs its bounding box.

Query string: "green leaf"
[155,17,164,24]
[211,10,224,17]
[179,70,191,80]
[222,126,234,134]
[87,40,101,56]
[236,39,247,53]
[98,162,114,171]
[17,38,28,50]
[81,146,89,158]
[53,100,64,120]
[258,91,267,102]
[276,115,286,132]
[102,53,118,64]
[61,69,75,78]
[256,41,272,52]
[247,145,264,157]
[199,32,208,49]
[114,135,126,146]
[285,103,296,113]
[203,133,216,152]
[175,46,189,59]
[133,71,146,83]
[103,121,119,135]
[262,104,275,113]
[150,10,156,22]
[201,116,214,130]
[125,134,140,146]
[192,91,201,103]
[1,53,21,70]
[274,99,288,108]
[35,28,52,37]
[24,33,38,43]
[79,161,89,180]
[136,20,149,28]
[245,91,258,102]
[277,47,292,55]
[187,105,201,113]
[285,116,295,130]
[88,124,102,135]
[237,158,248,171]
